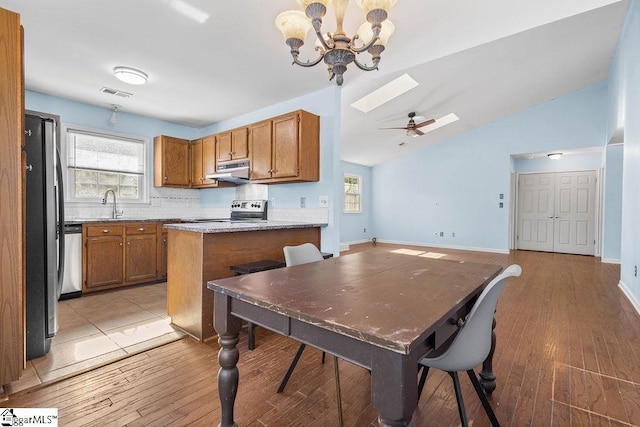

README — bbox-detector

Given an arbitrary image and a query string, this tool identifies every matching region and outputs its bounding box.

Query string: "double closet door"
[517,171,596,255]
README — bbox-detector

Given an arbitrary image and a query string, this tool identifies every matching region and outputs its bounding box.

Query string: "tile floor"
[6,282,185,394]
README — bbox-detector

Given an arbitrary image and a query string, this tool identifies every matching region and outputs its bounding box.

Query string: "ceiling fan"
[380,112,436,137]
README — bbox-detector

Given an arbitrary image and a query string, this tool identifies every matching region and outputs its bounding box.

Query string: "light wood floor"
[4,244,638,426]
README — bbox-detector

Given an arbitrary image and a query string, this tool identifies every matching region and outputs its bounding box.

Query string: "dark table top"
[208,251,502,354]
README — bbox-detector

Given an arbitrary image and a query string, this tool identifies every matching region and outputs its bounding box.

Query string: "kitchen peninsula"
[165,220,326,341]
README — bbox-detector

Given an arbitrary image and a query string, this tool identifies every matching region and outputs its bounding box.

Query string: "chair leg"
[333,356,344,427]
[467,369,501,427]
[449,371,469,427]
[247,322,256,351]
[417,365,430,401]
[277,343,306,393]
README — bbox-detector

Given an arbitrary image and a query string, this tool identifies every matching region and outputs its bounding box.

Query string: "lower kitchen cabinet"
[85,225,124,290]
[83,222,164,293]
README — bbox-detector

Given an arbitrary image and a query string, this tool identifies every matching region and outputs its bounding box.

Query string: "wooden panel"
[190,138,203,187]
[85,236,124,289]
[0,6,24,391]
[201,135,217,186]
[85,224,123,237]
[249,120,272,180]
[167,227,320,341]
[153,135,189,187]
[297,109,320,182]
[216,131,232,162]
[272,112,298,179]
[125,234,158,283]
[231,127,249,160]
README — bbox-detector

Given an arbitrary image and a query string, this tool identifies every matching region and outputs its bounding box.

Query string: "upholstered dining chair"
[277,243,343,426]
[417,264,522,427]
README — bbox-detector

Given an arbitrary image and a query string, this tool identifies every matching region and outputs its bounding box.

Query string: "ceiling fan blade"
[414,118,436,129]
[379,126,410,130]
[414,129,425,136]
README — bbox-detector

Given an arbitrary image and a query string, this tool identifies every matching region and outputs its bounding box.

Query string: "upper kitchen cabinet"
[0,6,24,395]
[191,135,225,188]
[250,110,319,184]
[154,135,190,187]
[216,127,249,162]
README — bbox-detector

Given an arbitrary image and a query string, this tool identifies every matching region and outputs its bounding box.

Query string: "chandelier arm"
[291,51,325,67]
[311,19,334,50]
[351,25,381,54]
[353,56,380,71]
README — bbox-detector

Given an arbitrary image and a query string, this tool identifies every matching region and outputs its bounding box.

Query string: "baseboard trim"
[601,258,621,264]
[374,239,510,254]
[618,280,640,315]
[339,243,350,252]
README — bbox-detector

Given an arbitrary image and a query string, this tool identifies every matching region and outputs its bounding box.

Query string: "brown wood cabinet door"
[231,128,249,159]
[249,120,273,180]
[0,7,24,388]
[272,113,299,179]
[86,236,124,288]
[190,138,203,187]
[125,233,158,283]
[217,131,232,162]
[160,231,168,279]
[159,136,190,186]
[201,135,218,186]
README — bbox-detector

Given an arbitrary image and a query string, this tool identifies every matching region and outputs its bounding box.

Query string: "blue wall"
[340,161,373,244]
[607,0,640,306]
[371,82,609,252]
[602,144,623,262]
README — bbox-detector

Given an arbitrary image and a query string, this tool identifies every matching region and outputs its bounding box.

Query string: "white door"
[517,173,555,251]
[517,171,596,255]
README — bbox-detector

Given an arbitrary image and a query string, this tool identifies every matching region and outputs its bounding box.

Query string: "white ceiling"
[0,0,629,166]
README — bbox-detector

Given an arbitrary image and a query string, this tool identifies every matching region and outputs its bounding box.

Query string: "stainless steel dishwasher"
[60,223,82,299]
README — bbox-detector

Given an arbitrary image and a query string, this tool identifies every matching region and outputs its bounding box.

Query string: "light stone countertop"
[163,220,327,234]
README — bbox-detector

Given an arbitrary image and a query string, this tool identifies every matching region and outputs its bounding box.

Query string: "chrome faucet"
[102,189,124,219]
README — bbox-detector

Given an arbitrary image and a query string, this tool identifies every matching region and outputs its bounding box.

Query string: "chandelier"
[275,0,397,86]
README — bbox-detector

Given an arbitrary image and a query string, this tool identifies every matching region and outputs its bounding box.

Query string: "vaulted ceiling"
[0,0,629,166]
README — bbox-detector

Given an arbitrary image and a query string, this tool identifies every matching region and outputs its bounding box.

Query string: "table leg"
[479,316,497,395]
[372,351,417,427]
[214,295,242,427]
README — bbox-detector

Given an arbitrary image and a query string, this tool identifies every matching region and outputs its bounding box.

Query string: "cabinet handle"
[119,242,123,246]
[164,176,168,180]
[101,229,110,233]
[138,227,145,232]
[127,241,131,246]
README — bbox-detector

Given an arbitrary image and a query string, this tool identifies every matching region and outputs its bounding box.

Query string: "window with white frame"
[64,125,148,203]
[344,174,362,213]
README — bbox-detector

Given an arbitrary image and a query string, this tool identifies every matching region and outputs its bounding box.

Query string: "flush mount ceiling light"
[113,66,148,85]
[547,152,563,160]
[275,0,398,86]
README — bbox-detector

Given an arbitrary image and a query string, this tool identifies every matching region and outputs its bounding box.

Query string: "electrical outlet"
[635,265,638,277]
[439,232,444,237]
[452,232,455,237]
[270,197,276,208]
[319,195,329,208]
[300,197,306,208]
[364,227,367,233]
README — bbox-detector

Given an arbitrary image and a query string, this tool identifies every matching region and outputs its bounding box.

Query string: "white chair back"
[424,264,522,372]
[283,243,324,267]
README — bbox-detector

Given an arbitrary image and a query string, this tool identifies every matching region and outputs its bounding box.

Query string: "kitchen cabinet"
[124,224,157,283]
[154,135,190,187]
[83,221,163,293]
[0,6,24,394]
[84,225,125,289]
[249,110,319,184]
[216,127,249,162]
[191,135,227,188]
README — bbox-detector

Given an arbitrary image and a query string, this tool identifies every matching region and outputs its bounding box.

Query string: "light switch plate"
[319,195,329,208]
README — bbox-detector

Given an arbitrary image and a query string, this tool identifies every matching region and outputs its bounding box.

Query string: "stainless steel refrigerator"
[24,111,64,360]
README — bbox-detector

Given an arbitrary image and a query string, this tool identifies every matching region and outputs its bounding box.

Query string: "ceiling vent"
[100,87,132,98]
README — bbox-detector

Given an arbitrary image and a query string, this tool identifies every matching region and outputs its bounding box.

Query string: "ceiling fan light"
[113,66,148,85]
[357,19,395,47]
[548,152,563,160]
[275,10,311,43]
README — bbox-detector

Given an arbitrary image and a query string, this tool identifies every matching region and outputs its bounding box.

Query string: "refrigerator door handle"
[55,147,65,299]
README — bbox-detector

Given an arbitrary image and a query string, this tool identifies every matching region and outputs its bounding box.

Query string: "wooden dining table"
[208,251,503,426]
